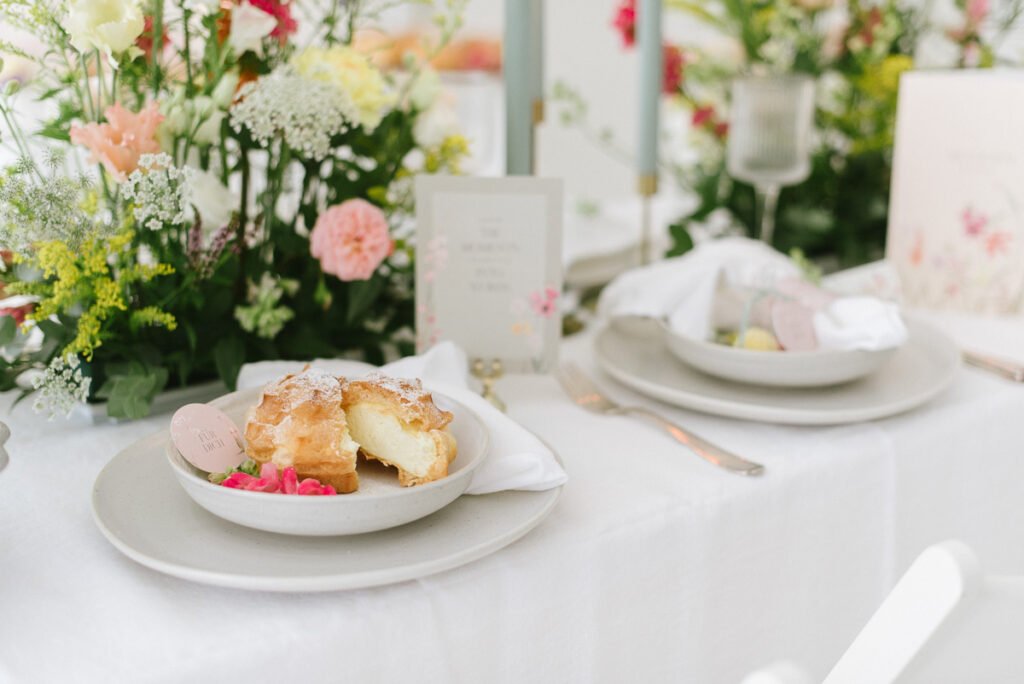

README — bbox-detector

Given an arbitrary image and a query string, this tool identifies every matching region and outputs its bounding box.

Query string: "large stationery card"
[887,71,1024,314]
[415,176,563,372]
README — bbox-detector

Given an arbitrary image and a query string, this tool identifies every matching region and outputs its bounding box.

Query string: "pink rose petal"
[282,467,299,494]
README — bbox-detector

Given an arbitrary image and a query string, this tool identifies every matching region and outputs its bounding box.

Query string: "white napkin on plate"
[598,237,908,351]
[236,342,567,495]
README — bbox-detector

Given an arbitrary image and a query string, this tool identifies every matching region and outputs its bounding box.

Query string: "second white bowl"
[661,322,899,388]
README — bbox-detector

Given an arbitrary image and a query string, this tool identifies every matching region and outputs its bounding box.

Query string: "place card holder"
[415,175,564,400]
[470,358,507,412]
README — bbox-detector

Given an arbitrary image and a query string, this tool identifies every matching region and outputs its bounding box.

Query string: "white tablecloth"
[2,315,1024,683]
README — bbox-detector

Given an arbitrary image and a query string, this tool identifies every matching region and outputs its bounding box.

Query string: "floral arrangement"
[0,0,469,418]
[563,0,1021,265]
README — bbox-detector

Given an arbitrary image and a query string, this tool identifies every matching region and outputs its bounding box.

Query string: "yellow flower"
[14,231,175,361]
[292,46,395,132]
[131,306,177,331]
[860,55,913,100]
[424,134,470,174]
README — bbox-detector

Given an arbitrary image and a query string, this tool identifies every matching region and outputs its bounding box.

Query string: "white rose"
[229,2,277,57]
[188,169,237,230]
[194,109,225,145]
[212,71,240,108]
[66,0,145,57]
[414,100,461,149]
[409,68,442,111]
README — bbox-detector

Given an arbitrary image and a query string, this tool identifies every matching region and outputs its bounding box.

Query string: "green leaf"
[667,222,695,258]
[96,365,168,420]
[213,336,246,391]
[0,316,16,347]
[346,276,384,326]
[36,125,71,142]
[182,320,197,352]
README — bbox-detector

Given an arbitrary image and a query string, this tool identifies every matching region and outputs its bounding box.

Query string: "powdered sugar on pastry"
[244,367,360,493]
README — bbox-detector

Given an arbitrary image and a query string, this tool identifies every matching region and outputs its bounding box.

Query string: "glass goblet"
[726,74,816,245]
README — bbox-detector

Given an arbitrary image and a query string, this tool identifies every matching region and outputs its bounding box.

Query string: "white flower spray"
[32,355,91,419]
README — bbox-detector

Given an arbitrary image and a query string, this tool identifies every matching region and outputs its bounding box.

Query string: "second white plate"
[595,317,960,425]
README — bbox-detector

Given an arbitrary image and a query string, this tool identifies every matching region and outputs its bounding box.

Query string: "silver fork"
[557,362,765,477]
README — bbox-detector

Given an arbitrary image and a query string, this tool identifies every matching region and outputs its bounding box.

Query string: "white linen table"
[2,315,1024,683]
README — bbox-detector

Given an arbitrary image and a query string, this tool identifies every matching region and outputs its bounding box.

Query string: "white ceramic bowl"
[166,387,489,536]
[611,316,899,388]
[661,321,899,387]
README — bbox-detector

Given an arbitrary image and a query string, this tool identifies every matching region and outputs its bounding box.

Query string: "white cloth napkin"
[598,237,908,351]
[236,342,567,495]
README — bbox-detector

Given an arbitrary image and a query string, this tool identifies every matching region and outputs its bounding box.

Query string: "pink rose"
[70,102,164,181]
[310,199,393,281]
[966,0,989,26]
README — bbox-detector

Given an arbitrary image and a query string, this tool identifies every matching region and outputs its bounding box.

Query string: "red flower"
[662,45,684,94]
[0,303,33,326]
[612,0,636,48]
[135,16,170,61]
[859,7,883,47]
[692,105,729,140]
[249,0,297,41]
[218,0,297,46]
[692,105,715,128]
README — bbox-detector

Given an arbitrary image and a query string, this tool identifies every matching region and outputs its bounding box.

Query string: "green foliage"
[0,0,472,420]
[618,0,1020,264]
[95,362,169,420]
[213,336,246,392]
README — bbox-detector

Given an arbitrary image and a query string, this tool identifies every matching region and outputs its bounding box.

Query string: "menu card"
[887,71,1024,314]
[415,176,563,373]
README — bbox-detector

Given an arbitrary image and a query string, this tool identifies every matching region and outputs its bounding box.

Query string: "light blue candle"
[505,0,530,175]
[636,0,662,188]
[528,0,544,121]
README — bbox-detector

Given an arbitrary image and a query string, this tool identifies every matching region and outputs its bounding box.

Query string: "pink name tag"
[170,404,246,473]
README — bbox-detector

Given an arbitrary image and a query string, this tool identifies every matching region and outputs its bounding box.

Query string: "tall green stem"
[79,53,96,120]
[237,150,250,298]
[151,0,165,96]
[94,51,106,113]
[182,3,194,96]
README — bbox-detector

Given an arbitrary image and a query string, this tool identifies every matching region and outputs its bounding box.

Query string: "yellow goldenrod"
[9,230,176,360]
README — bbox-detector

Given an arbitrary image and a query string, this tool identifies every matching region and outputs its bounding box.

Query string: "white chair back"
[740,661,813,684]
[825,540,1024,683]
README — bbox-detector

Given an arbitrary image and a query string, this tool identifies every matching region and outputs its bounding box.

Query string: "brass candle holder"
[638,173,658,265]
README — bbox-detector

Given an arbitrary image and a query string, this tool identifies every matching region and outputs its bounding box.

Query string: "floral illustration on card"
[417,237,449,350]
[895,195,1023,314]
[511,285,559,370]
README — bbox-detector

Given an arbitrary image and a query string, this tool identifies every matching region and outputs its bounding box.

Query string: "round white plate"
[93,428,562,592]
[166,388,489,536]
[595,317,960,425]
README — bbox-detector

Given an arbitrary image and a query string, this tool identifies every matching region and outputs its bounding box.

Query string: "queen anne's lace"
[32,355,91,419]
[0,161,96,251]
[122,153,192,231]
[229,67,357,160]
